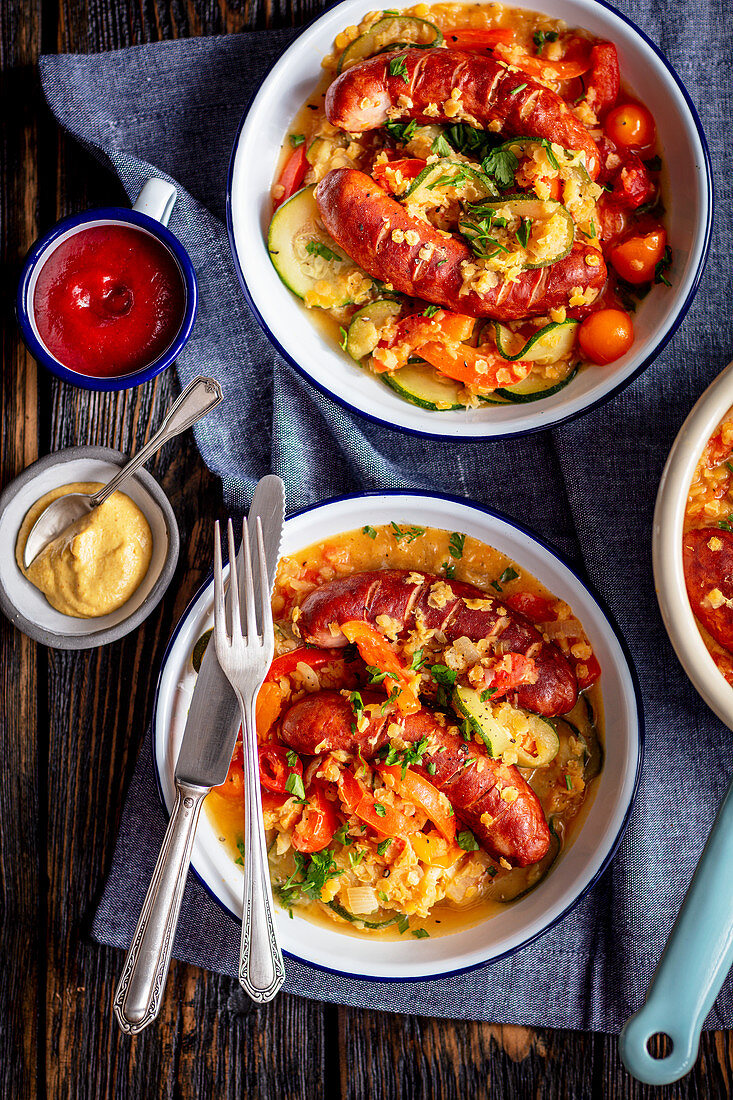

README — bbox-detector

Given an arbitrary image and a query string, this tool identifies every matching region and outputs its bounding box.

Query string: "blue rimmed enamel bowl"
[152,491,642,981]
[227,0,712,440]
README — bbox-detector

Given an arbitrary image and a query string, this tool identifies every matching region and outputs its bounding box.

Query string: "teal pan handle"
[620,776,733,1085]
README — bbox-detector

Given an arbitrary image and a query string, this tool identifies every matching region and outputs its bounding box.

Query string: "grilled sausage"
[683,527,733,653]
[297,569,578,716]
[281,691,551,866]
[325,48,600,178]
[315,169,606,321]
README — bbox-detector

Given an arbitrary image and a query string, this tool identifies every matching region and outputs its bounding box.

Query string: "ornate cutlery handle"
[239,692,286,1001]
[113,781,208,1034]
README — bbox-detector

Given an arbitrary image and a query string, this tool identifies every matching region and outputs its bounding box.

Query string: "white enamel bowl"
[654,361,733,730]
[153,492,642,980]
[227,0,712,440]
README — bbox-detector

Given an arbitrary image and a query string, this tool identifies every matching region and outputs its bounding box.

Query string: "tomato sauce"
[33,224,185,377]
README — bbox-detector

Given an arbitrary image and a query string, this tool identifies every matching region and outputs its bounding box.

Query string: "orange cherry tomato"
[609,228,667,284]
[605,103,656,151]
[578,309,634,365]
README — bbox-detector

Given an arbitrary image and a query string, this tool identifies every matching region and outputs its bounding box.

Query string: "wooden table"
[2,1,731,1096]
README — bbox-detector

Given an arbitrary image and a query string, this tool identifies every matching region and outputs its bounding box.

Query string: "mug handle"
[619,776,733,1085]
[133,178,177,227]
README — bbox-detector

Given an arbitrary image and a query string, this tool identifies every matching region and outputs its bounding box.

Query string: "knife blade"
[174,475,286,788]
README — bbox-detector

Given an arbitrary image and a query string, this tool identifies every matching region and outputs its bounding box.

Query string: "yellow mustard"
[16,482,153,618]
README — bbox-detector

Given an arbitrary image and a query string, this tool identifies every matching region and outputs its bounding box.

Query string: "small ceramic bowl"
[16,180,198,392]
[0,446,179,649]
[653,360,733,729]
[228,0,712,440]
[153,491,642,981]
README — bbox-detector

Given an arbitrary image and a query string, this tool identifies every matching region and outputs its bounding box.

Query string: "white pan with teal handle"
[623,360,733,1084]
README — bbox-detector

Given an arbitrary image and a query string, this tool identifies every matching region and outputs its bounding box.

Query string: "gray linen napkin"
[40,0,733,1030]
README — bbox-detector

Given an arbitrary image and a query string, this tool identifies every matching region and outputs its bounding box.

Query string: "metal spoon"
[23,376,223,568]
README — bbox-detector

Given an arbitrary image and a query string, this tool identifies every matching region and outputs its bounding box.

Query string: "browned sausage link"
[280,691,551,867]
[315,169,606,321]
[296,568,578,716]
[325,48,600,178]
[683,527,733,654]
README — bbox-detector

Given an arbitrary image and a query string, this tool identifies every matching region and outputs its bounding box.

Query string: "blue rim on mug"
[15,207,198,392]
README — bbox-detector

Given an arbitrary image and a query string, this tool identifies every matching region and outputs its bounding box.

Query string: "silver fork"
[213,517,285,1002]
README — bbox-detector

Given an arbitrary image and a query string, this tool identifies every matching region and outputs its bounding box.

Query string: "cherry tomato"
[258,744,302,794]
[292,781,338,853]
[578,309,634,365]
[605,103,656,151]
[610,229,666,284]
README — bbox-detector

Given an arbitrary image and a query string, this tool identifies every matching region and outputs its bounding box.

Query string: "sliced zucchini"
[494,319,580,364]
[404,158,499,205]
[267,186,373,308]
[326,900,407,931]
[453,685,560,767]
[337,16,443,73]
[495,137,593,186]
[346,299,401,361]
[382,361,464,411]
[493,366,579,403]
[460,195,573,269]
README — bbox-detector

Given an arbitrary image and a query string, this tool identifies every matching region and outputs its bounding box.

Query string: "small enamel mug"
[16,179,198,392]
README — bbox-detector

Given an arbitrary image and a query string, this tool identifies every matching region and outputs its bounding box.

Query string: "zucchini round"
[494,137,593,185]
[404,158,499,205]
[461,194,574,269]
[382,361,464,411]
[346,299,401,361]
[452,685,561,767]
[494,319,580,363]
[493,366,579,403]
[337,16,443,73]
[267,186,373,308]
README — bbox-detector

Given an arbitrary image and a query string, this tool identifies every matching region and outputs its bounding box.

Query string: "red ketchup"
[33,225,186,377]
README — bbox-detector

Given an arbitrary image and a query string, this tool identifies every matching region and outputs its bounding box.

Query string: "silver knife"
[113,475,286,1034]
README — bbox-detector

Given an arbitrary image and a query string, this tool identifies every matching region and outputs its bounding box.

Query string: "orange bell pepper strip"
[418,342,533,391]
[292,780,338,853]
[341,620,420,714]
[274,144,307,211]
[212,742,244,801]
[444,28,516,51]
[376,764,457,842]
[372,311,476,373]
[495,43,590,81]
[338,769,417,839]
[256,680,284,738]
[410,831,462,867]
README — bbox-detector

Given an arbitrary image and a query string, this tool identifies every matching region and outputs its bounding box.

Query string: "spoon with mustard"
[23,376,223,568]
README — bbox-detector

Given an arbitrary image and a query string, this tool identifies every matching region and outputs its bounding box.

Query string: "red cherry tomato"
[292,781,338,853]
[605,103,656,151]
[578,309,634,365]
[610,229,667,284]
[258,744,303,795]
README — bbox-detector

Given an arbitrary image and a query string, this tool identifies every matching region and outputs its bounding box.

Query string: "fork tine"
[242,517,258,642]
[213,520,227,645]
[255,518,273,649]
[226,519,243,642]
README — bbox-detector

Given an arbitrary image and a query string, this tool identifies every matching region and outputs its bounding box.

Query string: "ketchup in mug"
[32,225,186,378]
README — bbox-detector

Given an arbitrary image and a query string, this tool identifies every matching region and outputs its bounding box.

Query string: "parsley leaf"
[349,847,366,866]
[532,29,558,53]
[445,122,500,162]
[366,664,389,685]
[718,514,733,532]
[276,849,342,908]
[285,771,306,800]
[442,560,456,579]
[384,118,418,144]
[422,304,441,318]
[516,218,532,249]
[431,132,454,157]
[490,565,519,592]
[457,829,479,851]
[390,521,426,543]
[349,691,364,720]
[305,240,342,263]
[374,802,387,817]
[389,55,409,82]
[481,146,519,189]
[410,648,427,671]
[412,928,430,939]
[333,823,351,846]
[286,749,299,768]
[426,762,437,776]
[289,133,305,147]
[362,525,378,539]
[377,839,391,855]
[430,664,458,688]
[449,531,465,559]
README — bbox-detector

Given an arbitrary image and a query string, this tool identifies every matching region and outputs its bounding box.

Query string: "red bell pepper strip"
[258,744,303,795]
[444,28,516,51]
[274,145,307,211]
[585,42,620,118]
[292,780,338,853]
[372,158,426,195]
[265,647,338,681]
[338,768,417,838]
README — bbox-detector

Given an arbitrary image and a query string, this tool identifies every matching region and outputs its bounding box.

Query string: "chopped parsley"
[377,839,391,855]
[449,531,465,559]
[533,29,558,53]
[422,304,441,318]
[396,914,410,934]
[516,217,532,249]
[426,762,437,776]
[381,686,401,713]
[565,775,573,791]
[333,823,352,846]
[718,514,733,533]
[444,122,500,162]
[384,118,418,144]
[374,801,387,817]
[289,133,305,146]
[286,749,299,768]
[349,847,366,867]
[490,565,519,592]
[389,55,409,82]
[362,524,377,539]
[457,829,479,852]
[430,662,458,708]
[235,837,245,867]
[366,664,389,685]
[285,771,306,801]
[481,145,519,189]
[412,928,430,939]
[509,83,528,95]
[431,132,454,158]
[410,648,427,671]
[654,245,673,287]
[383,733,430,778]
[305,239,341,263]
[458,211,511,261]
[426,167,472,192]
[349,691,364,721]
[442,561,456,579]
[276,849,342,909]
[390,521,426,543]
[480,687,497,702]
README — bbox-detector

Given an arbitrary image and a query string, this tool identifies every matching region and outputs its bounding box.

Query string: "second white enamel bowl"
[227,0,712,440]
[153,492,642,980]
